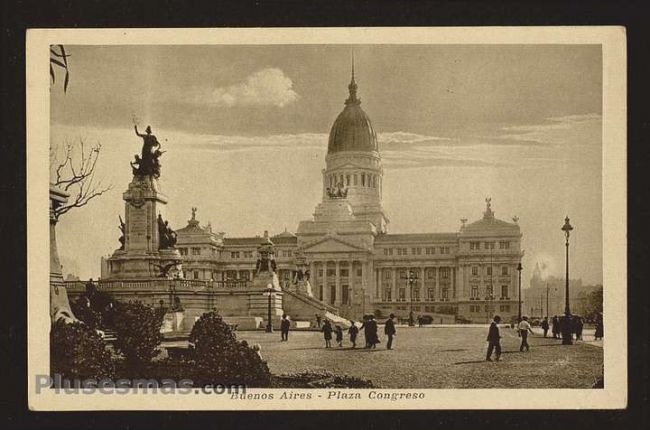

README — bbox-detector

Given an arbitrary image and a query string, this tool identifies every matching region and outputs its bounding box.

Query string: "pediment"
[301,236,366,254]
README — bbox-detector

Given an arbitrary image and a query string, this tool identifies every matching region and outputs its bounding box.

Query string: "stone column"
[322,261,328,303]
[452,267,457,298]
[405,266,411,302]
[418,266,424,301]
[309,261,316,284]
[435,266,440,300]
[391,267,397,302]
[335,260,342,306]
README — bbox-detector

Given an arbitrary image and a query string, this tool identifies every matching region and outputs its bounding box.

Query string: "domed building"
[172,66,524,323]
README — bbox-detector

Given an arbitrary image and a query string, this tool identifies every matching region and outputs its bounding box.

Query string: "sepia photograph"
[27,27,627,410]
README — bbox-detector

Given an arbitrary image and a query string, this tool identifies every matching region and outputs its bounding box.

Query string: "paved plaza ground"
[237,326,603,388]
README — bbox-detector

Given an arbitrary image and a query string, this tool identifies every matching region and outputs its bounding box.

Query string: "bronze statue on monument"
[131,125,164,178]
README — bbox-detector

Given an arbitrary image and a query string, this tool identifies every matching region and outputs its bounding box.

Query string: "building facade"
[175,70,524,323]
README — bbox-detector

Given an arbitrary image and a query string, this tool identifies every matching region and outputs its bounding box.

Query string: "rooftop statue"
[131,125,164,178]
[327,182,348,199]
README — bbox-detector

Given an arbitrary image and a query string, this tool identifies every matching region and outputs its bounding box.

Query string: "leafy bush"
[70,297,104,329]
[272,370,374,388]
[188,311,271,387]
[50,319,114,381]
[112,301,166,368]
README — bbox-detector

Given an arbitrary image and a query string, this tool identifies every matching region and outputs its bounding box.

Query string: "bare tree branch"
[50,138,112,221]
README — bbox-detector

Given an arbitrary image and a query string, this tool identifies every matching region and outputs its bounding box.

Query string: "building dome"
[327,70,378,154]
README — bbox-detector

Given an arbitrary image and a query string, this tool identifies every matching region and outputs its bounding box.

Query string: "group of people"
[486,313,604,362]
[540,314,603,341]
[318,314,397,350]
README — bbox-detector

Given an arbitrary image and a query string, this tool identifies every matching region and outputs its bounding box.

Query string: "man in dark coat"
[280,314,290,342]
[551,315,560,339]
[486,315,502,362]
[361,315,379,348]
[348,320,359,348]
[322,320,333,348]
[385,314,397,350]
[541,317,550,337]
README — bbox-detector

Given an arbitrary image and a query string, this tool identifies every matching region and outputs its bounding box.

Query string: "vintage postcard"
[27,27,626,410]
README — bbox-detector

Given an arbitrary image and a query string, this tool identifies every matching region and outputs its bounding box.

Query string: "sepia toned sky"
[51,44,603,285]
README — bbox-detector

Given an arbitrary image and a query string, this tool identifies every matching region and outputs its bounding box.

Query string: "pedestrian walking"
[594,313,603,340]
[541,317,550,337]
[322,319,333,348]
[385,313,397,350]
[315,313,322,328]
[574,316,584,341]
[335,325,343,347]
[348,320,359,348]
[280,314,290,342]
[417,315,423,327]
[551,315,560,339]
[486,315,502,362]
[518,316,534,352]
[361,315,379,348]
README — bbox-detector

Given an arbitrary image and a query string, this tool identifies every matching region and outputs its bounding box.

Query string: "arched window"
[361,173,366,186]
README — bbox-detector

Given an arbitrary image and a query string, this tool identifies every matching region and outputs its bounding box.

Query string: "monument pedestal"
[105,175,181,279]
[248,271,283,317]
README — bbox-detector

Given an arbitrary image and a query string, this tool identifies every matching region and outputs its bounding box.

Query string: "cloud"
[497,113,602,146]
[205,68,299,108]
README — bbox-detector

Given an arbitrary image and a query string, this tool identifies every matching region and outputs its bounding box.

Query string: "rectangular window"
[326,269,335,276]
[353,174,358,185]
[230,251,239,258]
[499,305,511,312]
[427,268,436,279]
[440,267,450,279]
[318,269,323,277]
[191,247,201,255]
[346,175,351,186]
[411,247,421,255]
[471,285,479,298]
[385,287,392,301]
[384,270,391,280]
[361,173,365,186]
[486,266,492,276]
[486,285,493,297]
[193,271,199,280]
[501,266,509,275]
[425,247,435,255]
[499,241,510,249]
[427,288,435,300]
[484,241,495,250]
[340,269,349,277]
[356,268,362,277]
[179,248,188,256]
[399,269,406,279]
[471,266,478,276]
[501,285,508,298]
[240,271,250,281]
[412,287,420,301]
[441,288,449,299]
[398,288,406,302]
[342,285,349,305]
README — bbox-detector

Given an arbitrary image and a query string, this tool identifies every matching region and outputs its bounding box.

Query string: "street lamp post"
[516,262,523,321]
[561,216,574,345]
[265,283,274,333]
[401,270,418,326]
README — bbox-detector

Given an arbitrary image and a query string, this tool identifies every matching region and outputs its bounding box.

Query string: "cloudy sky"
[51,44,603,285]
